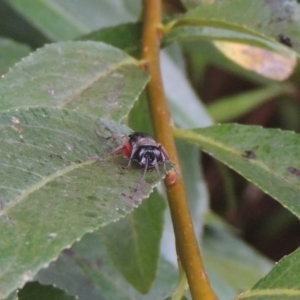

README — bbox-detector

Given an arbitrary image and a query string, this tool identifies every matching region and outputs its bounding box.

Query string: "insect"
[104,131,176,180]
[278,33,293,47]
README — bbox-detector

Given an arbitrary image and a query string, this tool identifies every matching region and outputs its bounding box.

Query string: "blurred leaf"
[205,269,237,300]
[79,22,142,58]
[161,45,212,128]
[165,26,293,60]
[0,108,164,298]
[0,38,31,75]
[6,0,141,41]
[6,0,85,40]
[164,297,189,300]
[128,91,153,134]
[164,0,300,78]
[181,0,213,9]
[174,124,300,220]
[36,228,179,300]
[176,139,208,236]
[172,0,300,52]
[3,291,18,300]
[236,248,300,300]
[257,207,298,241]
[182,40,275,87]
[103,190,166,293]
[0,41,148,121]
[202,222,272,293]
[213,41,296,81]
[207,84,293,122]
[18,282,75,300]
[279,99,300,132]
[201,213,272,300]
[0,1,48,48]
[169,269,189,300]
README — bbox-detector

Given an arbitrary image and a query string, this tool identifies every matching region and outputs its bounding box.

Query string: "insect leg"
[139,159,149,181]
[100,144,125,161]
[124,158,133,169]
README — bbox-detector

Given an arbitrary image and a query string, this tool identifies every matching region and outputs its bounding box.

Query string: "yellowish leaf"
[213,41,297,81]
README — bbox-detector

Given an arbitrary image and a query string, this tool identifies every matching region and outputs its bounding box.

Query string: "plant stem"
[141,1,217,299]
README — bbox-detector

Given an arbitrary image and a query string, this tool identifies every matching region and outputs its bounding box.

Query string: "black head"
[132,145,164,169]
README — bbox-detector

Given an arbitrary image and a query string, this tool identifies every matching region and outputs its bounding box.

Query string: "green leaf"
[164,296,189,300]
[205,269,237,300]
[0,108,164,298]
[128,91,153,134]
[6,0,141,41]
[0,41,148,121]
[207,84,292,122]
[0,1,48,49]
[0,38,30,75]
[202,218,272,293]
[18,282,75,300]
[164,0,299,80]
[173,124,300,220]
[3,291,18,300]
[79,23,142,58]
[169,0,300,53]
[103,190,166,293]
[181,40,274,87]
[161,45,212,128]
[165,25,290,58]
[235,248,300,300]
[176,139,208,234]
[199,213,273,300]
[7,0,84,40]
[180,0,206,10]
[36,227,179,300]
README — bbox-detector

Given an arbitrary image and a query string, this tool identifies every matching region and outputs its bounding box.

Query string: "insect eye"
[154,149,162,158]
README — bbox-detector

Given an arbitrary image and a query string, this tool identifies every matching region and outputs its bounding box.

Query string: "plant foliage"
[1,0,300,299]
